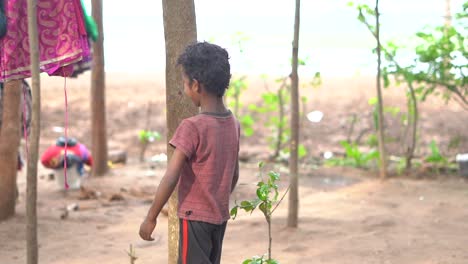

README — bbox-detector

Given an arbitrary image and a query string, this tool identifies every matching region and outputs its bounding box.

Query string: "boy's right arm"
[139,148,186,241]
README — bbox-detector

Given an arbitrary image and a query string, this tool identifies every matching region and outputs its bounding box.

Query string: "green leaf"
[298,144,308,158]
[268,171,280,182]
[368,97,378,106]
[298,58,306,66]
[257,183,270,201]
[138,130,161,143]
[230,206,238,219]
[243,127,254,137]
[241,115,254,126]
[259,161,265,168]
[262,93,279,105]
[310,72,322,88]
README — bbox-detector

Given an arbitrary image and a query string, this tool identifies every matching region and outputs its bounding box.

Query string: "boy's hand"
[139,218,157,241]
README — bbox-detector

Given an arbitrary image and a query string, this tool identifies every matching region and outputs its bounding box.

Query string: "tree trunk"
[375,0,387,180]
[0,80,21,221]
[91,0,108,176]
[405,79,418,170]
[162,0,197,263]
[26,0,41,262]
[445,0,451,28]
[274,86,284,159]
[288,0,300,228]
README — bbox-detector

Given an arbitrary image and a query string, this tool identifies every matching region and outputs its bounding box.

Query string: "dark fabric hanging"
[0,0,6,38]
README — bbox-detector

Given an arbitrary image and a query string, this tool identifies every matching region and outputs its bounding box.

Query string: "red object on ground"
[41,143,92,169]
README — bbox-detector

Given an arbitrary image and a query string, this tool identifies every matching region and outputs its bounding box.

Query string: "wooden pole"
[26,0,41,262]
[0,80,21,221]
[288,0,300,228]
[162,0,197,262]
[91,0,108,176]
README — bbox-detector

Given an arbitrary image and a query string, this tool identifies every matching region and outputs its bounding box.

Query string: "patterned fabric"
[0,0,91,81]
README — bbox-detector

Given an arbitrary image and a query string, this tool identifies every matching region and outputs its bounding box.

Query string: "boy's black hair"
[177,42,231,97]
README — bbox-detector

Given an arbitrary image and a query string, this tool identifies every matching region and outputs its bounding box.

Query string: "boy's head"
[177,42,231,98]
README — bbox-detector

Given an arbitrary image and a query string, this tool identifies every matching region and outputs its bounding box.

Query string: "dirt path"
[2,163,468,264]
[2,73,467,263]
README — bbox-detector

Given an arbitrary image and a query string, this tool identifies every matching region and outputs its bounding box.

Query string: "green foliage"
[425,140,448,165]
[281,144,308,159]
[230,166,280,220]
[379,2,468,107]
[249,78,290,157]
[310,72,322,88]
[240,115,255,137]
[242,256,279,264]
[366,134,378,147]
[227,77,248,111]
[252,69,319,160]
[326,141,379,169]
[392,156,422,175]
[225,32,255,138]
[227,76,255,137]
[231,162,284,264]
[138,130,161,143]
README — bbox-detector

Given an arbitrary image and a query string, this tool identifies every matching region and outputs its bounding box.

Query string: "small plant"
[138,130,161,162]
[230,162,288,264]
[225,32,255,137]
[227,76,248,118]
[425,140,448,172]
[251,71,316,161]
[226,76,255,137]
[326,141,379,169]
[126,244,137,264]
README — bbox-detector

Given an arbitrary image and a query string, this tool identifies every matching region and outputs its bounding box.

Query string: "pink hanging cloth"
[0,0,91,81]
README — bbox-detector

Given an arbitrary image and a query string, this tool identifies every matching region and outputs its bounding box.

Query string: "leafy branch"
[231,162,287,264]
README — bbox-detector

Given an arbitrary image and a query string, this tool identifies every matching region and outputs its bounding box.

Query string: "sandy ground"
[1,72,468,263]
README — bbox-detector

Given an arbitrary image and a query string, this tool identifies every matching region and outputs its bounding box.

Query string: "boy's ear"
[193,79,201,93]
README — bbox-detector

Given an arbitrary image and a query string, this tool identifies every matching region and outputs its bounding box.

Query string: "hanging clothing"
[0,0,91,81]
[0,0,6,38]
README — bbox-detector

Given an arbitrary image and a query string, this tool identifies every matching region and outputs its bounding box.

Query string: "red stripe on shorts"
[183,219,188,264]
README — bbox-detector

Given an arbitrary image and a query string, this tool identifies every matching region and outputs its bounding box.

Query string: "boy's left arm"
[139,148,186,241]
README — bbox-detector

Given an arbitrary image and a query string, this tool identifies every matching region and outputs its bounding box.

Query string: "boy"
[139,42,240,264]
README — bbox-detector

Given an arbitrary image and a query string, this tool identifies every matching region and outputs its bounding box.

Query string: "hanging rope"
[63,69,69,189]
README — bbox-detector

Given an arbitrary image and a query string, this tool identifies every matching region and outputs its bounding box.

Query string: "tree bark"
[375,0,387,180]
[0,80,21,221]
[26,0,41,262]
[288,0,300,228]
[91,0,108,176]
[405,78,418,170]
[162,0,197,263]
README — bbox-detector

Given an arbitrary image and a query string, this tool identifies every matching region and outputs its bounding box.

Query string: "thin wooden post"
[26,0,41,263]
[91,0,108,176]
[288,0,300,228]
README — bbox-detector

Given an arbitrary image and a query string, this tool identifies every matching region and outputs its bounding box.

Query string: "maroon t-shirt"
[169,111,240,224]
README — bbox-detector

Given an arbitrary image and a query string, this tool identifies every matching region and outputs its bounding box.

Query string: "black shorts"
[178,219,227,264]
